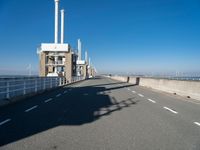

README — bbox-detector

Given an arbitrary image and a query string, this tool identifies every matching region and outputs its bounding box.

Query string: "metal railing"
[0,76,85,101]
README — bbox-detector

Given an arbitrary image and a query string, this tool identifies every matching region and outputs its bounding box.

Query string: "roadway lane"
[0,76,200,150]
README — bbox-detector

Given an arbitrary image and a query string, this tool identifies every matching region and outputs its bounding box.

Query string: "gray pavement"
[0,76,200,150]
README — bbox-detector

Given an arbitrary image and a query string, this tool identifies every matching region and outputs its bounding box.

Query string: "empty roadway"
[0,76,200,150]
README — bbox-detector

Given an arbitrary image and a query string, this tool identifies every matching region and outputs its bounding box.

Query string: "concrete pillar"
[54,0,59,44]
[65,52,72,83]
[78,39,81,60]
[39,52,46,77]
[85,51,88,63]
[83,65,87,79]
[61,9,65,44]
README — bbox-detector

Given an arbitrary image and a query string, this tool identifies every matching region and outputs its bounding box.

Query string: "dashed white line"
[64,91,68,94]
[147,98,156,103]
[0,119,11,126]
[132,91,136,93]
[138,94,144,97]
[194,122,200,126]
[163,106,178,114]
[44,98,53,103]
[25,105,38,112]
[127,88,130,91]
[56,93,62,97]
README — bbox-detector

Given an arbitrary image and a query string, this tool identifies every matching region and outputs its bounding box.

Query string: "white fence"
[0,76,84,101]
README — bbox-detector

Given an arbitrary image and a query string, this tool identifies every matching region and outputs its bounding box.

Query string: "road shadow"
[0,78,139,147]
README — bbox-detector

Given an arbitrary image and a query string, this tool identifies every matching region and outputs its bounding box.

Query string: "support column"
[65,52,72,83]
[39,52,47,77]
[83,65,87,79]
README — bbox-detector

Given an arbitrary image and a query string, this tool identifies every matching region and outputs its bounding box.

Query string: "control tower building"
[37,0,75,83]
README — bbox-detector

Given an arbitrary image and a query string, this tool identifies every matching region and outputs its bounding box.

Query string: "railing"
[0,76,85,101]
[72,76,85,82]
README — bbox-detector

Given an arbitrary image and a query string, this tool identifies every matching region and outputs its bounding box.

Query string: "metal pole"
[23,81,26,95]
[6,81,10,99]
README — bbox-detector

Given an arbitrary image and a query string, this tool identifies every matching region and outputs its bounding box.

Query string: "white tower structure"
[61,9,65,44]
[78,39,82,60]
[38,0,75,83]
[89,57,91,67]
[76,39,88,78]
[85,51,88,63]
[54,0,59,44]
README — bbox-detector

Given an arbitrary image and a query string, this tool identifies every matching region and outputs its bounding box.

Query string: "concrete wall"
[109,76,200,101]
[39,52,47,77]
[109,76,128,82]
[65,52,72,83]
[139,78,200,101]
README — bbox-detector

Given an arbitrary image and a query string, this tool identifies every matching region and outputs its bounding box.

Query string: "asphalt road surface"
[0,76,200,150]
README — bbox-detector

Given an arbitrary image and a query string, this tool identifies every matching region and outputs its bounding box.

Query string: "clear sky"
[0,0,200,75]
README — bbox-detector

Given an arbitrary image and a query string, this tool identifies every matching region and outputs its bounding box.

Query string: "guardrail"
[0,76,84,101]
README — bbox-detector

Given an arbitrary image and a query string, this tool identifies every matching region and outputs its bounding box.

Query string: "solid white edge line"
[138,94,144,97]
[163,106,178,114]
[0,119,11,126]
[25,105,38,112]
[147,98,156,103]
[45,98,53,103]
[194,122,200,126]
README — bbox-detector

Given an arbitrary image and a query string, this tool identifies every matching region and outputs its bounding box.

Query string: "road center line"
[56,93,62,97]
[138,94,144,97]
[194,122,200,126]
[147,98,156,103]
[163,106,178,114]
[64,91,68,94]
[25,105,38,112]
[44,98,53,103]
[0,119,11,126]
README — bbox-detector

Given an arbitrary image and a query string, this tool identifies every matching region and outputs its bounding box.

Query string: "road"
[0,76,200,150]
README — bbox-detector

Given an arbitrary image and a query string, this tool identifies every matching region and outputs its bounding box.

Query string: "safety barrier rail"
[0,76,85,101]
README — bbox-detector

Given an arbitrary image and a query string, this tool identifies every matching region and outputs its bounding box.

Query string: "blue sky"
[0,0,200,75]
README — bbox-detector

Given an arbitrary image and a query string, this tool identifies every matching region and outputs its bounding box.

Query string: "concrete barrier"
[139,78,200,101]
[109,76,128,82]
[109,76,200,101]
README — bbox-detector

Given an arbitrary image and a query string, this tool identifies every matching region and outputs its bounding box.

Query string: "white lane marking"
[138,94,144,97]
[127,88,130,91]
[132,91,136,93]
[0,119,11,126]
[147,98,156,103]
[45,98,53,103]
[163,106,178,114]
[56,93,62,97]
[64,91,68,94]
[25,105,38,112]
[194,122,200,126]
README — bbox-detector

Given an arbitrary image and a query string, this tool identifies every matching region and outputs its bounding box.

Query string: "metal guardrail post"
[43,78,46,90]
[35,79,37,92]
[59,78,62,86]
[6,81,10,99]
[50,78,53,88]
[23,81,26,95]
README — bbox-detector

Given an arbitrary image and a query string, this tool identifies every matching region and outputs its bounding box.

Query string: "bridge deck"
[0,76,200,150]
